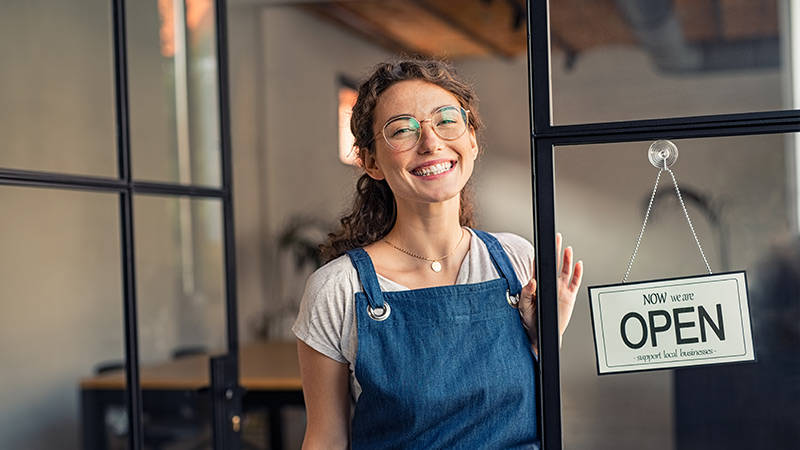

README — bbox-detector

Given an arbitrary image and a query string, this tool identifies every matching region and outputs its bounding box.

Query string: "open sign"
[588,272,755,375]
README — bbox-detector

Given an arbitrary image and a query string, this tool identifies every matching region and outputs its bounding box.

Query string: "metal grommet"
[367,302,391,321]
[506,290,519,309]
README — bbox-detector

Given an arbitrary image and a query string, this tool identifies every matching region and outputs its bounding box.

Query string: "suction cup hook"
[648,140,679,169]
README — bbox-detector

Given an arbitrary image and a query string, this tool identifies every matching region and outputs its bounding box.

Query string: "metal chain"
[667,167,713,275]
[622,166,712,283]
[623,170,662,283]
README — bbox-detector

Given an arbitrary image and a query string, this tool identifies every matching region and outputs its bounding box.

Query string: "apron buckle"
[506,290,520,309]
[367,302,392,321]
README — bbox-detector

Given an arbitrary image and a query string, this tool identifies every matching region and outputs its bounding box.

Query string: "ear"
[362,150,386,180]
[468,127,479,161]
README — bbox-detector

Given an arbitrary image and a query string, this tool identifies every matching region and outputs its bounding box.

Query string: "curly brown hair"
[320,57,484,262]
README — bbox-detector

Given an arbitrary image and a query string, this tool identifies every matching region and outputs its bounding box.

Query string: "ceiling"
[298,0,780,70]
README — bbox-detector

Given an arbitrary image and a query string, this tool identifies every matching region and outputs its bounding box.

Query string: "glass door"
[0,0,241,448]
[530,0,800,448]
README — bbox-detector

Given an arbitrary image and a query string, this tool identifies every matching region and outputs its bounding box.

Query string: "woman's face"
[364,80,478,211]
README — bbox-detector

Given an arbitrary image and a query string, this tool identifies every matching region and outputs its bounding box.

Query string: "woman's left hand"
[519,233,584,355]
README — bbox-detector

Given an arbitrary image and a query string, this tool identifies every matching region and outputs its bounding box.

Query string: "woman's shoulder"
[294,253,360,364]
[478,230,534,256]
[471,230,534,283]
[305,252,361,295]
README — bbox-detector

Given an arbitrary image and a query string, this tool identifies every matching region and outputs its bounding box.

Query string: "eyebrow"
[382,104,459,123]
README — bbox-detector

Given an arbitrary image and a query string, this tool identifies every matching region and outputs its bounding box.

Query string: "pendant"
[431,260,442,272]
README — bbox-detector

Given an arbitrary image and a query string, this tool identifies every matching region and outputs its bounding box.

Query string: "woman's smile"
[411,159,456,178]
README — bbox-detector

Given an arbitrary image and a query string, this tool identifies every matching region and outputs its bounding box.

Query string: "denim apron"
[346,229,539,450]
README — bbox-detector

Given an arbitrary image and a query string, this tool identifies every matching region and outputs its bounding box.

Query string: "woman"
[292,57,583,449]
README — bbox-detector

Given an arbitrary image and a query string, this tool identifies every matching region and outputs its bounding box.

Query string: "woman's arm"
[297,339,351,450]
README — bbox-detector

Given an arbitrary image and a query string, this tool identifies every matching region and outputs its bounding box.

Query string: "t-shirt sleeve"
[494,232,535,286]
[291,256,358,364]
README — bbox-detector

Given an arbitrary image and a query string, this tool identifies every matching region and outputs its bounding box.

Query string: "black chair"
[94,351,211,450]
[142,346,212,450]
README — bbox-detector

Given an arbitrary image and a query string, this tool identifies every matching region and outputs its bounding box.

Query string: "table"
[80,340,304,450]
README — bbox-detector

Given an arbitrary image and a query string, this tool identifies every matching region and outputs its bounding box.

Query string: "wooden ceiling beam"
[409,0,523,59]
[301,2,418,56]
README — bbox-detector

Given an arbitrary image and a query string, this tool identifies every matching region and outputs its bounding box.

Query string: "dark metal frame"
[526,0,800,448]
[0,0,239,449]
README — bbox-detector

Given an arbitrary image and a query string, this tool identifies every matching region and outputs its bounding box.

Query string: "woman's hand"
[519,233,584,355]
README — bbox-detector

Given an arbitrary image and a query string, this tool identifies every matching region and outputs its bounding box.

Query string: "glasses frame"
[371,105,471,152]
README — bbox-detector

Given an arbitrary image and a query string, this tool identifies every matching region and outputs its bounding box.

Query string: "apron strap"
[472,229,523,297]
[346,248,386,309]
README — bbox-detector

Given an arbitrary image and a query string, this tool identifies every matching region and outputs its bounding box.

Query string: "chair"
[94,350,211,450]
[142,345,211,449]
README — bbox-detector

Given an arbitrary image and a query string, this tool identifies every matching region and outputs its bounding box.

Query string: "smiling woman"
[291,56,583,450]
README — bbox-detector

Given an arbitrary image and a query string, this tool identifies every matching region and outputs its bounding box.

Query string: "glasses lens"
[383,117,420,151]
[433,106,467,140]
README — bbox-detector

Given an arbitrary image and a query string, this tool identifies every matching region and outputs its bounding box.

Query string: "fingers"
[570,259,584,292]
[536,232,582,291]
[555,232,563,270]
[561,244,573,278]
[521,278,537,300]
[519,277,539,353]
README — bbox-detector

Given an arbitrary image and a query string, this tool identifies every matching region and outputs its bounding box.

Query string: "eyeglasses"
[374,105,470,152]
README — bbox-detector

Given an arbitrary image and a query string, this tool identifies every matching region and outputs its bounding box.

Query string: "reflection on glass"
[128,0,221,187]
[554,134,798,448]
[0,0,116,176]
[0,186,122,449]
[549,0,783,124]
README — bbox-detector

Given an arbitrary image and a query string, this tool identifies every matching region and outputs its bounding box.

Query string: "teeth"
[413,162,453,177]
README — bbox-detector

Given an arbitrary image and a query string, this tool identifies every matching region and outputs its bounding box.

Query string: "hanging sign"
[588,271,755,375]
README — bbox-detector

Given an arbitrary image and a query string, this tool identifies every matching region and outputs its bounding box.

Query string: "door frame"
[526,0,800,448]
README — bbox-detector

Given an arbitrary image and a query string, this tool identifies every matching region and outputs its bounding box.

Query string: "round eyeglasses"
[376,105,470,152]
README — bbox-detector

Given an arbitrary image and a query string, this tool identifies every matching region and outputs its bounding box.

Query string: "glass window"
[554,134,798,449]
[549,0,783,125]
[0,186,122,449]
[128,0,221,187]
[0,0,117,177]
[134,194,226,445]
[134,195,226,364]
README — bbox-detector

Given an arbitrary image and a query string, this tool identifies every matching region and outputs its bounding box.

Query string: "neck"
[386,197,464,257]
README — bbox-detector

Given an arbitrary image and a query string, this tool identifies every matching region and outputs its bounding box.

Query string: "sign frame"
[588,271,756,375]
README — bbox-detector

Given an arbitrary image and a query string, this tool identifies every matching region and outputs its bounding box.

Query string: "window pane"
[134,195,226,363]
[0,0,116,176]
[554,134,799,448]
[134,194,226,446]
[0,186,123,449]
[549,0,783,124]
[127,0,221,187]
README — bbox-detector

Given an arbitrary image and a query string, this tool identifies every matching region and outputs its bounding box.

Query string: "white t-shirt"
[291,228,534,400]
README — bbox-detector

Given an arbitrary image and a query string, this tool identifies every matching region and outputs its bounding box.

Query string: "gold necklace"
[382,228,466,273]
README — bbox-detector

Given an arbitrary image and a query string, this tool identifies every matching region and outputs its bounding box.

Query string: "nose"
[416,119,442,153]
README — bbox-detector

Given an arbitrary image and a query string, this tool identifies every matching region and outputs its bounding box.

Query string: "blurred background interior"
[1,0,798,448]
